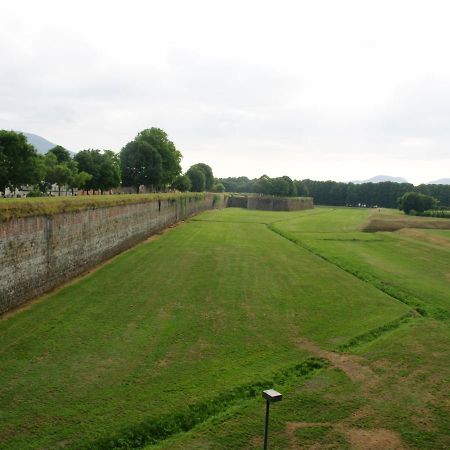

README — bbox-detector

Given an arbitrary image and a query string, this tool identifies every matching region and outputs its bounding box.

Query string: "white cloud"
[1,0,450,184]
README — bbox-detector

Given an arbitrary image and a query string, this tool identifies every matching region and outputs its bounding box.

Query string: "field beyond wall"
[0,207,449,449]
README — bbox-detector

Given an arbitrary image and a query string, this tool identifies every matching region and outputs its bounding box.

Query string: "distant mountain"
[427,178,450,185]
[20,132,57,154]
[352,175,409,184]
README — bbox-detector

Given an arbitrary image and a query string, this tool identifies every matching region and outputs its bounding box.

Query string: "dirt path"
[286,421,406,450]
[293,337,379,389]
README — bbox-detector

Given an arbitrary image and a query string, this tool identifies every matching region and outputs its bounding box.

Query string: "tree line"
[217,175,309,198]
[0,129,217,196]
[217,176,450,208]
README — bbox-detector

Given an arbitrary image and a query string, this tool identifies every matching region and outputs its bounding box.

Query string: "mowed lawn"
[273,208,450,316]
[154,208,450,449]
[0,207,412,449]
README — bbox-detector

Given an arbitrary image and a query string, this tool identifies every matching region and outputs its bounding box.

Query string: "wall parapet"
[0,194,224,314]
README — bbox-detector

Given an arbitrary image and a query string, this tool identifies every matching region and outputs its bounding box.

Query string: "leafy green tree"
[190,163,214,190]
[186,166,206,192]
[120,140,163,192]
[44,152,72,196]
[253,175,273,195]
[48,145,71,164]
[68,168,92,195]
[294,180,309,196]
[271,177,291,196]
[135,128,182,187]
[0,130,42,194]
[398,192,438,214]
[213,183,225,192]
[171,174,192,192]
[75,149,121,193]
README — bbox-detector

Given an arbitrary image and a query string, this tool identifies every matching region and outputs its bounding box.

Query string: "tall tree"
[48,145,71,164]
[186,166,206,192]
[75,149,121,193]
[135,128,182,187]
[120,140,163,192]
[44,152,71,196]
[0,130,42,194]
[171,174,192,192]
[190,163,214,190]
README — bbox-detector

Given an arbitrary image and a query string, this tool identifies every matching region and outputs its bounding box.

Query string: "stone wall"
[227,195,314,211]
[0,194,223,314]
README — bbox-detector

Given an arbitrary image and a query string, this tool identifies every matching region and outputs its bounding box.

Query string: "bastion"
[227,195,314,211]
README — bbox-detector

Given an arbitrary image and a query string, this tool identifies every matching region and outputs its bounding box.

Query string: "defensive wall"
[227,195,314,211]
[0,194,224,314]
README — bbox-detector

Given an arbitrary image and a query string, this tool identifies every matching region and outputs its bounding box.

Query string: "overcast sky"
[1,0,449,184]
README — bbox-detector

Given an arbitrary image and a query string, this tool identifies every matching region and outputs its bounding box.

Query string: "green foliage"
[212,182,225,192]
[217,176,450,207]
[190,163,214,190]
[120,140,163,192]
[398,191,438,214]
[75,149,120,193]
[43,152,72,195]
[0,130,42,193]
[186,166,206,191]
[135,128,182,186]
[48,145,71,164]
[120,128,182,191]
[171,174,192,192]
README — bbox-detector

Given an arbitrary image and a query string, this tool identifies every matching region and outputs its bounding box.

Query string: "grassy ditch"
[78,358,328,449]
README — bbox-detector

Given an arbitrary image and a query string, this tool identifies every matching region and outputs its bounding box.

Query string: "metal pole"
[263,399,270,450]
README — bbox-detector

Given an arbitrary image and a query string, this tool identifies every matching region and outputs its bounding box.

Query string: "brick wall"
[0,194,223,314]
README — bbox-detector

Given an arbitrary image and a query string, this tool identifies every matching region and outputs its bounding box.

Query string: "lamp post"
[262,389,282,450]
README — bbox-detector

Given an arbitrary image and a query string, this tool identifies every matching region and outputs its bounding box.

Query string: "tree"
[186,166,206,192]
[398,192,438,214]
[171,174,192,192]
[190,163,214,190]
[75,149,121,193]
[44,152,72,196]
[294,180,309,197]
[253,175,273,195]
[135,128,182,187]
[271,177,291,196]
[120,140,162,192]
[0,130,42,194]
[212,183,225,192]
[48,145,71,164]
[67,167,92,195]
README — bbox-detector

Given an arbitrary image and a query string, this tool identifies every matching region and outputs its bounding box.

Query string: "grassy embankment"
[0,206,449,449]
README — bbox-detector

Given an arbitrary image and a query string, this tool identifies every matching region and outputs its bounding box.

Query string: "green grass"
[0,192,209,221]
[1,206,449,449]
[273,208,450,317]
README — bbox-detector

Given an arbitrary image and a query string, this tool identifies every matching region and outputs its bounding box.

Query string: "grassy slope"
[0,208,410,449]
[273,208,450,315]
[154,207,450,449]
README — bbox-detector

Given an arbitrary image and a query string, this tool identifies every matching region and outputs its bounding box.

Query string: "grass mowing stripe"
[77,358,329,449]
[267,223,450,321]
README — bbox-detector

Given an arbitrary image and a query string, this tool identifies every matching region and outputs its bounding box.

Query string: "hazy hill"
[428,178,450,185]
[352,175,409,184]
[20,132,57,154]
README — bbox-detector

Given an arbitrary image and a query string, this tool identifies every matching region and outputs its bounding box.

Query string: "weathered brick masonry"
[0,194,223,314]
